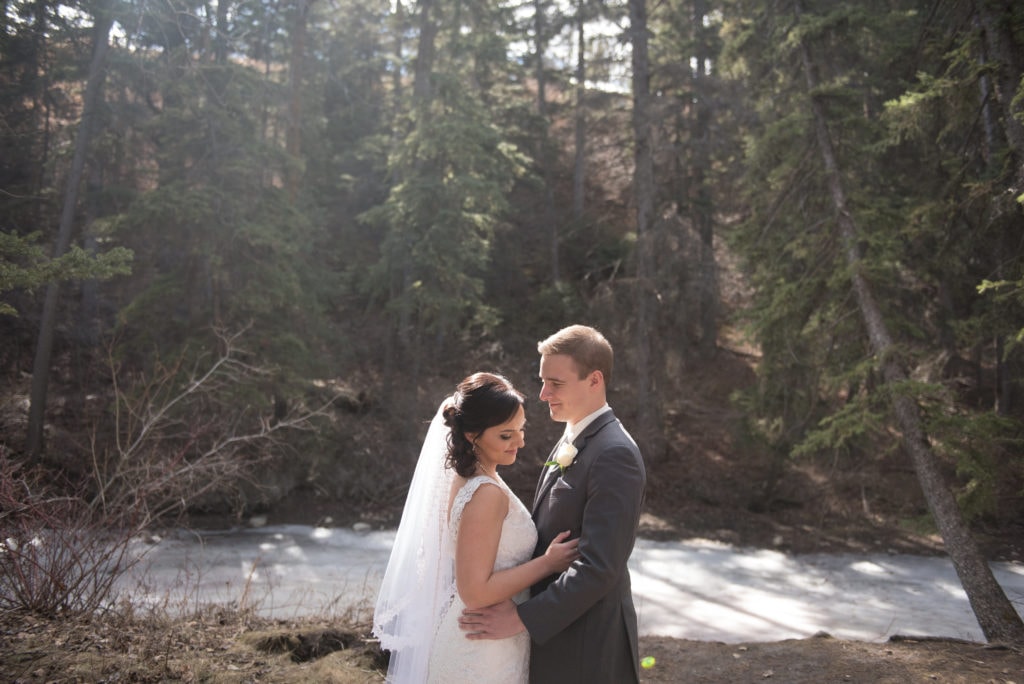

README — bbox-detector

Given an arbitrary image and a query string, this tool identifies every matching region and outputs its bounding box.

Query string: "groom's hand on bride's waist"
[459,599,526,640]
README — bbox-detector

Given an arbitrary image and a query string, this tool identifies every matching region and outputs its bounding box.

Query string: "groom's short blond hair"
[538,325,614,386]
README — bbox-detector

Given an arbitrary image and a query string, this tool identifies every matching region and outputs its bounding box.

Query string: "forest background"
[2,0,1024,653]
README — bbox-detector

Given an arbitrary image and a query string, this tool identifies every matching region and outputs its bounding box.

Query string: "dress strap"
[449,475,501,537]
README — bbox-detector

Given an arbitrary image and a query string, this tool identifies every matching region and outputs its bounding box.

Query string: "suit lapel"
[531,410,618,516]
[533,438,565,514]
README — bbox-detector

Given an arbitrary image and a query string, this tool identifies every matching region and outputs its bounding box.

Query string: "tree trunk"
[572,0,586,222]
[286,0,311,201]
[391,1,405,117]
[29,0,51,224]
[27,2,115,456]
[385,0,439,422]
[412,0,438,104]
[382,0,405,402]
[215,0,229,64]
[628,0,658,456]
[78,164,102,349]
[973,2,1022,414]
[796,18,1024,644]
[535,0,559,283]
[973,0,1024,191]
[692,0,717,358]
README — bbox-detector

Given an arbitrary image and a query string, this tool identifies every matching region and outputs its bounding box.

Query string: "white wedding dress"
[426,475,537,684]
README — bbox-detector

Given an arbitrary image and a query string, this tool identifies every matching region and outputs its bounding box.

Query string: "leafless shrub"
[1,328,342,617]
[90,327,338,527]
[0,453,135,616]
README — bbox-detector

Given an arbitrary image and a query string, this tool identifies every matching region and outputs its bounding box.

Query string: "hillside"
[241,327,1023,565]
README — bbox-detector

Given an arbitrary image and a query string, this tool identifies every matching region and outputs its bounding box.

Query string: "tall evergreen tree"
[360,0,528,388]
[97,0,329,384]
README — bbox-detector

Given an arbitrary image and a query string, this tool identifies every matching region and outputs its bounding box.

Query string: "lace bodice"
[426,475,536,684]
[448,476,538,574]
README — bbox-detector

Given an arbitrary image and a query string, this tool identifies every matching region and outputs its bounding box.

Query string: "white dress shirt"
[562,403,611,445]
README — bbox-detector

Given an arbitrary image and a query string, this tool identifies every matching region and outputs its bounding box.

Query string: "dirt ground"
[638,634,1024,683]
[3,608,1023,683]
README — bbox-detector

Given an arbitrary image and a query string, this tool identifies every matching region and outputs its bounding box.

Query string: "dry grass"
[0,606,386,683]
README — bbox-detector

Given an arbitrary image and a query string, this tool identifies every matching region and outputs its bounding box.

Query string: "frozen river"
[119,524,1024,644]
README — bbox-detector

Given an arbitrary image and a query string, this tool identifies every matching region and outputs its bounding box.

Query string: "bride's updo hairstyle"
[442,372,525,477]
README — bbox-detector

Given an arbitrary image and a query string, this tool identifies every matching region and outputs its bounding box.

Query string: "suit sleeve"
[517,439,645,644]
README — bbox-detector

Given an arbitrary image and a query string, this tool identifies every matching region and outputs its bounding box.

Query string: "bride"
[373,372,579,683]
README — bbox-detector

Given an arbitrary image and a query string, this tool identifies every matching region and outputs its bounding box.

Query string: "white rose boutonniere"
[545,442,578,474]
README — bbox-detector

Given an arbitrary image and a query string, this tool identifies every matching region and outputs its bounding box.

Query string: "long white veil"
[373,401,455,683]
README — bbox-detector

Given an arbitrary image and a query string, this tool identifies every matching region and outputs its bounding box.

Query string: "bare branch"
[90,327,345,528]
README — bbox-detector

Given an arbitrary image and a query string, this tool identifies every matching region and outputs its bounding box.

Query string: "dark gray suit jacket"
[517,409,646,684]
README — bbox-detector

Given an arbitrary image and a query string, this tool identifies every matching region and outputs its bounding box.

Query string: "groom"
[460,324,647,683]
